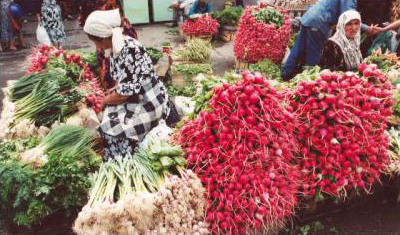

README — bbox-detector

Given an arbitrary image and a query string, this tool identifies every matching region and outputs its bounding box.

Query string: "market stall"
[1,2,399,235]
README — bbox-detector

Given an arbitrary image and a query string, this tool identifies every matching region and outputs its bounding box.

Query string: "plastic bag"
[36,23,51,45]
[139,120,172,150]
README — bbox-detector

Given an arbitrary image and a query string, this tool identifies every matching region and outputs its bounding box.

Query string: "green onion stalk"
[13,79,64,126]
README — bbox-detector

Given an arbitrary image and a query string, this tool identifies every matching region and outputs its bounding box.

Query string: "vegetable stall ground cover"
[234,4,291,63]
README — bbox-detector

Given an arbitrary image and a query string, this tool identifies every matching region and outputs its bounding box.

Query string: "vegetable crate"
[171,72,190,86]
[171,72,213,87]
[184,34,212,43]
[171,55,198,66]
[221,30,236,42]
[234,58,253,70]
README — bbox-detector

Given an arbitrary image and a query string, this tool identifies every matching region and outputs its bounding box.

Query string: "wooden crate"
[171,72,190,86]
[184,34,212,42]
[221,30,236,42]
[388,115,400,126]
[171,54,198,65]
[234,59,253,70]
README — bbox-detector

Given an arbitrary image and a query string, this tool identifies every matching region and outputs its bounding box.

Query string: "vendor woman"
[319,10,363,72]
[84,9,179,160]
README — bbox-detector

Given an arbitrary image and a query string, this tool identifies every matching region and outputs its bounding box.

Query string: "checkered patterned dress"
[99,37,171,160]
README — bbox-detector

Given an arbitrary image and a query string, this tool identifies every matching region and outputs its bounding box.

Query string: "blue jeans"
[282,25,327,80]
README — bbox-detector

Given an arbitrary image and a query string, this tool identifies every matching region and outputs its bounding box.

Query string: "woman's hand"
[105,85,118,96]
[101,91,130,110]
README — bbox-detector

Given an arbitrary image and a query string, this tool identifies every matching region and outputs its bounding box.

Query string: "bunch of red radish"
[78,67,104,113]
[25,44,104,113]
[26,44,54,74]
[175,71,300,235]
[291,64,394,198]
[181,15,219,37]
[234,4,291,63]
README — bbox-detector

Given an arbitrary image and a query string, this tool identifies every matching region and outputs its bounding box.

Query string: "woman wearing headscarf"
[320,10,363,71]
[84,9,179,160]
[1,0,16,51]
[94,0,138,90]
[37,0,66,48]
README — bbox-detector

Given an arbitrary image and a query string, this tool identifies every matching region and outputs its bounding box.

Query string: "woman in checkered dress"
[84,9,179,161]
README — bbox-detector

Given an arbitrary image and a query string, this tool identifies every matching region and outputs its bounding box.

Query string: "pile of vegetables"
[73,156,208,235]
[1,45,103,142]
[181,15,219,37]
[212,6,243,26]
[167,83,197,97]
[191,72,241,117]
[234,4,291,63]
[24,44,104,113]
[13,74,80,128]
[365,48,399,73]
[146,47,163,64]
[0,125,100,227]
[171,63,213,81]
[173,38,212,63]
[249,59,281,79]
[291,64,394,198]
[387,127,400,174]
[289,66,322,88]
[174,72,301,234]
[251,6,284,28]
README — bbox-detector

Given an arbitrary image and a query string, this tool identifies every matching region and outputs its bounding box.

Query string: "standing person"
[169,0,184,27]
[37,0,66,49]
[8,1,26,49]
[1,0,16,51]
[188,0,212,16]
[319,10,363,72]
[84,9,179,160]
[282,0,377,80]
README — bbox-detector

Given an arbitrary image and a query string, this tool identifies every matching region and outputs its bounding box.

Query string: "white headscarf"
[84,9,125,57]
[329,10,363,71]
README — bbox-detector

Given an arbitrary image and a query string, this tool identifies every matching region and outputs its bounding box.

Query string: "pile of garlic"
[73,170,209,235]
[149,170,209,235]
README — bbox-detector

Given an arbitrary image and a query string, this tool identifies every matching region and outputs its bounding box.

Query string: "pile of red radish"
[78,68,104,113]
[174,71,300,235]
[181,15,219,37]
[26,44,54,74]
[291,64,394,198]
[234,4,291,63]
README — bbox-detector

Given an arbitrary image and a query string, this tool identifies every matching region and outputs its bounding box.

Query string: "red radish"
[234,4,292,63]
[291,63,393,198]
[174,71,300,235]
